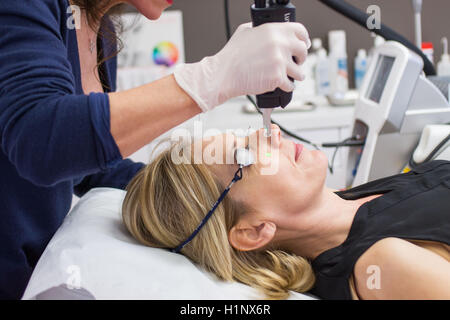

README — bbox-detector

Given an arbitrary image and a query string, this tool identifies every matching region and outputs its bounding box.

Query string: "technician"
[0,0,310,299]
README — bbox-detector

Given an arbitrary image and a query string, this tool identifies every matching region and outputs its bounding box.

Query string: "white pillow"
[23,188,316,300]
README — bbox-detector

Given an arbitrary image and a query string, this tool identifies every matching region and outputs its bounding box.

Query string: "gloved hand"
[174,22,311,112]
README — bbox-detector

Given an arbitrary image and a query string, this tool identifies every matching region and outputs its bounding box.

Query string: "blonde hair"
[122,143,315,299]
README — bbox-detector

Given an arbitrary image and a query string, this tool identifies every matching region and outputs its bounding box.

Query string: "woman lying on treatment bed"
[122,125,450,300]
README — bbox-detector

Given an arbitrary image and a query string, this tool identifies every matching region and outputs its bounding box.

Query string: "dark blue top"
[0,0,144,299]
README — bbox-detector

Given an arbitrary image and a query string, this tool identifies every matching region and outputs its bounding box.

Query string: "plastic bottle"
[305,38,324,92]
[367,34,385,66]
[421,42,434,66]
[306,38,324,82]
[315,47,331,96]
[373,34,386,48]
[293,38,323,98]
[312,38,323,53]
[354,49,368,90]
[328,30,349,96]
[437,37,450,76]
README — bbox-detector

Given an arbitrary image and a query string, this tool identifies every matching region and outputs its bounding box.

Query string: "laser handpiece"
[262,109,273,137]
[251,0,296,137]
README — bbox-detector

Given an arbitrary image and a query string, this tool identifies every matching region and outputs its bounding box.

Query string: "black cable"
[408,132,450,169]
[223,0,232,40]
[322,140,365,147]
[328,137,358,174]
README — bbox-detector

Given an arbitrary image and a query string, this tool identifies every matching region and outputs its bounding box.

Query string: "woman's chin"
[129,1,165,21]
[310,149,328,167]
[309,150,329,181]
[142,9,164,20]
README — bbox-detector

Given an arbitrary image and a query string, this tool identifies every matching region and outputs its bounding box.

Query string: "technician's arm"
[73,158,144,197]
[109,74,200,158]
[110,22,311,157]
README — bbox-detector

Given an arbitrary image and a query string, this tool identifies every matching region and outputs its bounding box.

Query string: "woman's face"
[125,0,173,20]
[203,125,329,225]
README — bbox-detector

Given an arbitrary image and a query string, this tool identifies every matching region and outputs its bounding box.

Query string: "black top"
[311,160,450,300]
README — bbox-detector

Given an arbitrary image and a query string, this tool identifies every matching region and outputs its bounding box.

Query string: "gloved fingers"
[226,22,252,43]
[290,40,308,65]
[287,61,305,82]
[286,22,311,49]
[278,78,295,93]
[235,22,252,33]
[276,69,296,92]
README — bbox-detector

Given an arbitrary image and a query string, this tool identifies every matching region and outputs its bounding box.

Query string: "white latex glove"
[174,22,311,112]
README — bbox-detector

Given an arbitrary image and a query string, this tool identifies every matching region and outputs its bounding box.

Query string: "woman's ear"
[228,216,276,251]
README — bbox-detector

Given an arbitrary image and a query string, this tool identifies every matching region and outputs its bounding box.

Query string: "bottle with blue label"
[354,49,368,90]
[315,48,331,96]
[328,30,349,96]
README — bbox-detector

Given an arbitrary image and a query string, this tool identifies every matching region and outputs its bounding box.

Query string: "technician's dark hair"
[71,0,124,30]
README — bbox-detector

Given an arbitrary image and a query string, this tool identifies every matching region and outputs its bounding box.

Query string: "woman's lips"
[295,143,303,162]
[167,0,173,4]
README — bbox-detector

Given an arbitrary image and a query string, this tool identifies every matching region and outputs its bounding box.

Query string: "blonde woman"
[122,125,450,300]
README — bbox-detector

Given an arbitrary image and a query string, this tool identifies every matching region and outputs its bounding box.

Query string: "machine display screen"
[366,55,395,103]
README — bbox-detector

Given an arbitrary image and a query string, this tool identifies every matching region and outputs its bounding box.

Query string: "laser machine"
[346,41,450,187]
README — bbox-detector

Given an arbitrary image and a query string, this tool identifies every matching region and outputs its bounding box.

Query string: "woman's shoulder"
[353,237,450,299]
[0,0,74,48]
[0,0,68,23]
[0,0,68,11]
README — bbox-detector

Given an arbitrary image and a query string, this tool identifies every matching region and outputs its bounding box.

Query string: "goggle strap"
[171,166,243,253]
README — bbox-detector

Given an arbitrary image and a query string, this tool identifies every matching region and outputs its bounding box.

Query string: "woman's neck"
[276,188,381,260]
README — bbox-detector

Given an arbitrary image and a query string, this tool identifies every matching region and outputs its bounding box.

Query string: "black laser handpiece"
[251,0,296,136]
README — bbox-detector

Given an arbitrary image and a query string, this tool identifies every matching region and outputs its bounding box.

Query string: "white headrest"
[23,188,316,300]
[413,124,450,163]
